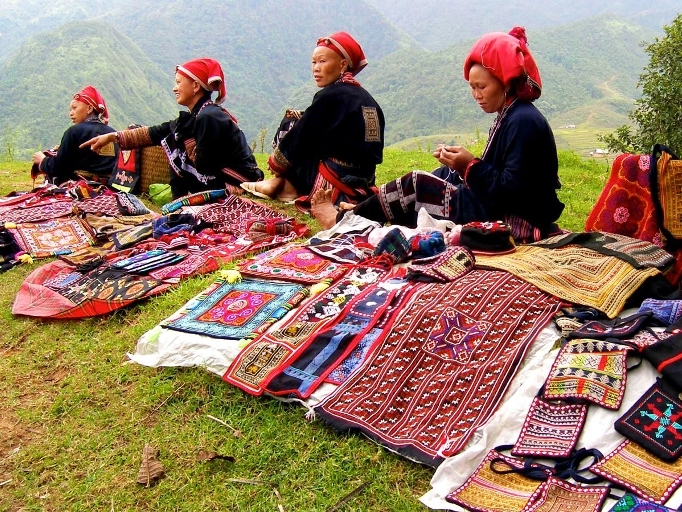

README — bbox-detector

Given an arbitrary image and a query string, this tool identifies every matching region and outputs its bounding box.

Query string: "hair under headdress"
[73,85,109,124]
[176,58,227,105]
[316,31,368,76]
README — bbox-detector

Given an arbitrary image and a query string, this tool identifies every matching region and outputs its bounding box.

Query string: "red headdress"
[316,31,368,76]
[73,85,109,124]
[463,27,542,101]
[176,58,227,105]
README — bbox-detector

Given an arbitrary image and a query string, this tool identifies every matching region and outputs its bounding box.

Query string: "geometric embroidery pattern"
[315,270,562,466]
[445,449,544,512]
[164,278,305,340]
[590,439,682,504]
[512,397,588,459]
[521,476,608,512]
[223,264,388,395]
[238,244,349,284]
[615,379,682,461]
[543,339,631,410]
[8,216,95,258]
[609,493,676,511]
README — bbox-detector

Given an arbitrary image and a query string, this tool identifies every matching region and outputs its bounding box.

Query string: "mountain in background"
[363,0,680,50]
[0,0,676,158]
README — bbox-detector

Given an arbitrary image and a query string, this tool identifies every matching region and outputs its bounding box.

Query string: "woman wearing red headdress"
[312,27,564,243]
[32,85,118,185]
[82,58,263,199]
[240,31,385,211]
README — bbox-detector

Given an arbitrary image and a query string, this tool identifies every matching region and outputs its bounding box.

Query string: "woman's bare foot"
[241,177,283,199]
[310,189,340,230]
[276,179,299,202]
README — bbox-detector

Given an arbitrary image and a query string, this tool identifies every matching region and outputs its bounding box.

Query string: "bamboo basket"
[139,146,170,195]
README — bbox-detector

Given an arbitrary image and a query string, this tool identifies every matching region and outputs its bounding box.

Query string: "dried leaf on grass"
[196,449,236,463]
[136,443,164,487]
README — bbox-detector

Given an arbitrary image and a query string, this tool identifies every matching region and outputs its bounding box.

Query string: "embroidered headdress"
[463,27,542,101]
[316,31,368,76]
[73,85,109,124]
[176,58,227,105]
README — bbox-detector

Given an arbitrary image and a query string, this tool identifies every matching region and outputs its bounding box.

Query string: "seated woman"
[81,58,263,199]
[240,31,385,210]
[32,85,118,185]
[312,27,564,244]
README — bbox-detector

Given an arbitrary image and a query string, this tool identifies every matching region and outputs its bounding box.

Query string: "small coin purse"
[614,377,682,461]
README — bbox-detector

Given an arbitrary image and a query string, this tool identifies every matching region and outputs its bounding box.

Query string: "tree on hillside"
[601,14,682,154]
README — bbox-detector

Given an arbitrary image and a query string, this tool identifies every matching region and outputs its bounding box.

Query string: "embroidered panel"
[590,439,682,504]
[263,278,416,399]
[445,449,544,512]
[615,378,682,461]
[521,476,608,512]
[238,244,349,284]
[315,270,562,466]
[362,106,381,142]
[0,201,75,223]
[223,264,388,395]
[543,339,630,410]
[8,216,95,258]
[164,278,305,340]
[511,397,588,459]
[475,245,661,319]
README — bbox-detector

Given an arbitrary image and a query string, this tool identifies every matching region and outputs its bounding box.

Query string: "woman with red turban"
[32,85,118,185]
[240,31,385,211]
[82,58,263,199]
[312,27,564,244]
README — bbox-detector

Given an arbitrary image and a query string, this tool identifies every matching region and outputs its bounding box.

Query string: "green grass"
[0,149,609,511]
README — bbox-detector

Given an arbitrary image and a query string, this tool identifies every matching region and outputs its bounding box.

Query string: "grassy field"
[0,149,609,511]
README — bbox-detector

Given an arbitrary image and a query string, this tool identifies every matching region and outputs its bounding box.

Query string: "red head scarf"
[316,31,368,76]
[176,58,227,105]
[463,27,542,101]
[73,85,109,124]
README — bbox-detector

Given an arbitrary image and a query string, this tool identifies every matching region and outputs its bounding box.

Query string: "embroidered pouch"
[521,476,609,512]
[642,333,682,389]
[445,449,544,512]
[651,144,682,243]
[615,377,682,461]
[638,298,682,326]
[590,438,682,504]
[566,312,653,340]
[608,492,676,511]
[512,396,588,459]
[543,338,630,410]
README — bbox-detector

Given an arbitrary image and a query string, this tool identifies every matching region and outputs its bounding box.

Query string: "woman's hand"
[433,144,475,171]
[79,132,116,152]
[32,151,46,165]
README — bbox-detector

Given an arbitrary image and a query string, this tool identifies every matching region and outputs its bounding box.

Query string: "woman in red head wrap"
[312,27,564,244]
[82,58,263,198]
[240,31,384,212]
[32,85,118,185]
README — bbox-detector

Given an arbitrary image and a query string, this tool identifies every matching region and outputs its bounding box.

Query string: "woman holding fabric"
[81,58,263,199]
[240,31,385,210]
[312,27,564,243]
[32,85,118,185]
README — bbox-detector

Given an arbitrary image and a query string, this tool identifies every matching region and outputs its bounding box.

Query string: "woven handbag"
[139,146,170,195]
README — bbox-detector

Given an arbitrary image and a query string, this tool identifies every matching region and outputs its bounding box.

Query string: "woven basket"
[139,146,170,195]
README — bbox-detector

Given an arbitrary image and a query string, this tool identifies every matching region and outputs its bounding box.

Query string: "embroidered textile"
[615,378,682,461]
[445,449,544,512]
[475,245,661,318]
[521,476,608,512]
[238,244,349,284]
[164,278,305,340]
[223,264,388,395]
[566,312,654,341]
[195,195,287,235]
[308,233,372,264]
[512,397,588,459]
[315,270,562,466]
[0,201,74,223]
[263,276,415,398]
[534,231,674,270]
[76,194,121,216]
[406,245,475,282]
[12,259,170,319]
[116,192,151,215]
[608,493,675,511]
[590,439,682,504]
[543,338,630,410]
[639,299,682,326]
[8,216,95,258]
[161,189,227,214]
